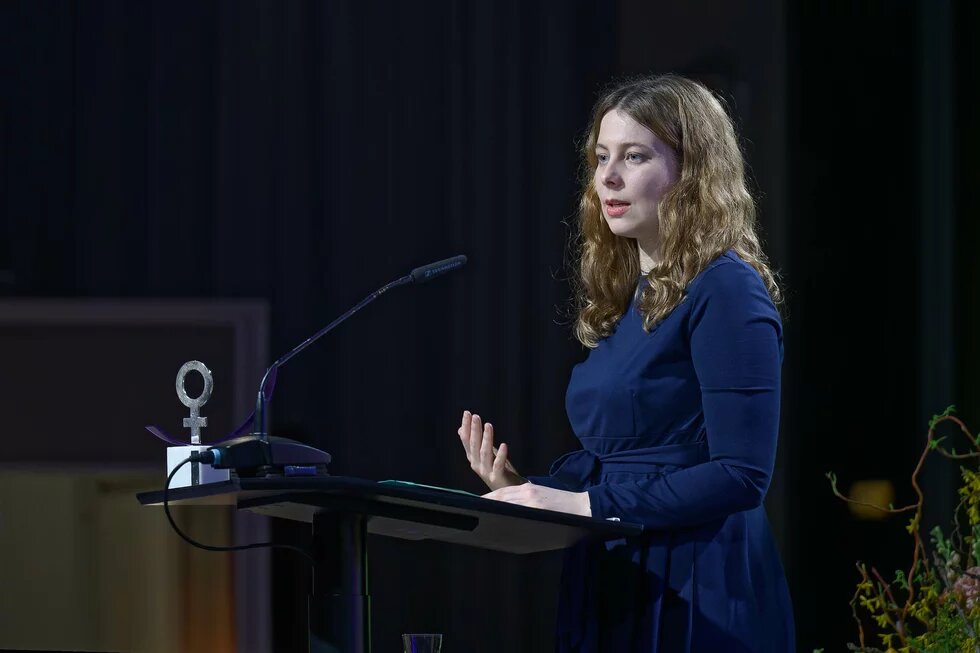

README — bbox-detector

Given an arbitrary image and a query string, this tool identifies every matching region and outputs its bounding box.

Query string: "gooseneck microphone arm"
[252,275,411,439]
[252,254,467,441]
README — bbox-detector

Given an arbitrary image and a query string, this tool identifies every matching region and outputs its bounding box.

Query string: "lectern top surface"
[137,475,643,554]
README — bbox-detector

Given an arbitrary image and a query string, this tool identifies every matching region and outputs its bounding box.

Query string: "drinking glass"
[402,633,443,653]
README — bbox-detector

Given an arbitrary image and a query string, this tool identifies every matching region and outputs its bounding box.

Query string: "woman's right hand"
[457,410,527,491]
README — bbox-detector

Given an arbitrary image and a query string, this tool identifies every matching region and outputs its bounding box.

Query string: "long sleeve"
[585,261,783,531]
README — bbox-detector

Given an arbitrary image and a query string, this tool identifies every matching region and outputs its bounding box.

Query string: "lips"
[605,199,630,217]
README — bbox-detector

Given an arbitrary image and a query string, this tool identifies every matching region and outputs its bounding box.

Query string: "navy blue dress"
[529,250,794,652]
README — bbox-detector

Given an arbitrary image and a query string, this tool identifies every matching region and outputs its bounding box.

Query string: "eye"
[626,152,647,163]
[596,152,609,164]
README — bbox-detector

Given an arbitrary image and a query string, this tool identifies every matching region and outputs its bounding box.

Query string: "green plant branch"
[851,563,871,649]
[827,407,980,651]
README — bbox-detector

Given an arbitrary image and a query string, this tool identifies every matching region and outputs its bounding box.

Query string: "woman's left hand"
[482,483,592,517]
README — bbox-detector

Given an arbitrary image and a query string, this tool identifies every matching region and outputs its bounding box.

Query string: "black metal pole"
[309,511,371,653]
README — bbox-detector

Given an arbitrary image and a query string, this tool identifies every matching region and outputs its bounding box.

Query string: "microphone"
[208,255,469,476]
[410,255,467,284]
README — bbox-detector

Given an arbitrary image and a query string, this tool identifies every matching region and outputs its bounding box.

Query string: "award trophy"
[165,360,230,488]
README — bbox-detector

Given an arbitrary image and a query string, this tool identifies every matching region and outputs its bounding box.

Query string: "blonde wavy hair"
[572,74,784,348]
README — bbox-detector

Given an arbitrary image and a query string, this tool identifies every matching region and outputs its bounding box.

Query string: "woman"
[457,74,794,652]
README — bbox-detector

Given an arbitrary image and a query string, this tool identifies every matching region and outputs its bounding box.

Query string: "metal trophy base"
[167,445,231,487]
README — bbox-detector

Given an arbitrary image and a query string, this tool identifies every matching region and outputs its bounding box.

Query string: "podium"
[137,476,642,652]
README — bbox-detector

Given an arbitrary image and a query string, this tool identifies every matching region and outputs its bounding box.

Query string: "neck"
[636,238,661,274]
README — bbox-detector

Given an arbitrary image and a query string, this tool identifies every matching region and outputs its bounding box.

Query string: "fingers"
[480,421,494,470]
[469,413,483,464]
[458,410,508,486]
[483,485,513,500]
[458,410,471,459]
[482,482,532,504]
[492,441,507,474]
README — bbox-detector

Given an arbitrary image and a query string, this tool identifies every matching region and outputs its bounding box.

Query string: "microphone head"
[410,255,468,284]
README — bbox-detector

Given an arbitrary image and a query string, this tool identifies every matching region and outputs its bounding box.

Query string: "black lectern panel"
[138,475,642,554]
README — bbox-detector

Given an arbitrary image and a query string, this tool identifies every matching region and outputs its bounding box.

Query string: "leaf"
[893,569,909,590]
[929,404,957,429]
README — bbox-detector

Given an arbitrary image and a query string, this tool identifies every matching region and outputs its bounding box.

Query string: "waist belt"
[548,440,708,490]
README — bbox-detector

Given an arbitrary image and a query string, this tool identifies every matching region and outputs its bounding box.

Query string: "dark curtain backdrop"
[784,3,925,648]
[1,1,616,651]
[784,1,977,650]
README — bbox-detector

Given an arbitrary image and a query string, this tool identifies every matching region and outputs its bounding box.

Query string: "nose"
[600,162,623,189]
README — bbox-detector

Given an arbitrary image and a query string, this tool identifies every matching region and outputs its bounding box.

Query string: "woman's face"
[593,109,680,246]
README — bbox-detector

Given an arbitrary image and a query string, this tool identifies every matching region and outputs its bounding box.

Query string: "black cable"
[164,456,315,567]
